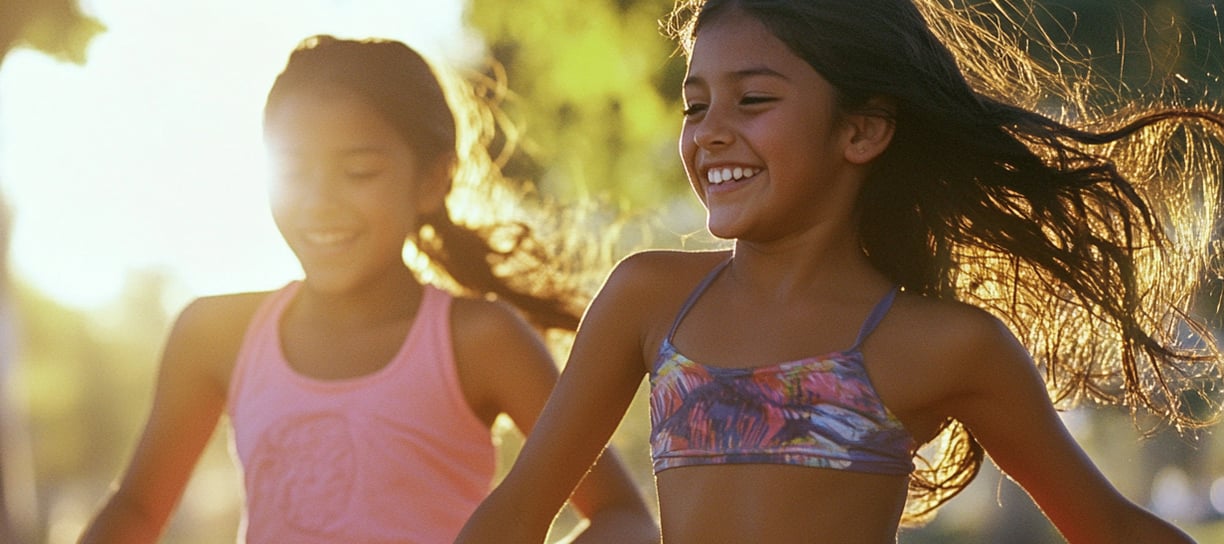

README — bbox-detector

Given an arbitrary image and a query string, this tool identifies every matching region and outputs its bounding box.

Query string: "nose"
[691,107,734,149]
[300,172,343,213]
[271,166,339,215]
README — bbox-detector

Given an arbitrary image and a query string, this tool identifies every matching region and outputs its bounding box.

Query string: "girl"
[78,36,657,544]
[456,1,1224,543]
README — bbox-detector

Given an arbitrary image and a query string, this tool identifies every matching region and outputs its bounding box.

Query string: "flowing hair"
[666,0,1224,524]
[264,35,609,333]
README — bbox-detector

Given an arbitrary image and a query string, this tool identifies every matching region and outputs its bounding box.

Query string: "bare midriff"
[655,463,909,543]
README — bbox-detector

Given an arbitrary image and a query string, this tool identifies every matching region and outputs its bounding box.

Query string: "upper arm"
[935,311,1162,543]
[452,297,560,429]
[453,293,654,535]
[82,294,260,540]
[474,256,659,521]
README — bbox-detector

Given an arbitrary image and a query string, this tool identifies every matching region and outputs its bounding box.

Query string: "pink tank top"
[227,282,495,543]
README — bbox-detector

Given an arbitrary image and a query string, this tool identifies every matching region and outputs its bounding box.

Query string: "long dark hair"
[265,35,595,331]
[667,0,1224,524]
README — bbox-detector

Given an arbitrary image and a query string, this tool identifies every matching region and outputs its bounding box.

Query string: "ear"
[415,153,454,216]
[842,96,896,165]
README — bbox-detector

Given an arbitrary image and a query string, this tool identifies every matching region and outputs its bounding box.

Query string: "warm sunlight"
[0,0,480,310]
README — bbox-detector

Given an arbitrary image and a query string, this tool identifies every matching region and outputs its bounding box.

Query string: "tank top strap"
[665,259,731,342]
[848,286,899,351]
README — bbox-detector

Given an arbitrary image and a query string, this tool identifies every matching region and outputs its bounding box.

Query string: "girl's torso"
[626,250,966,543]
[212,281,495,543]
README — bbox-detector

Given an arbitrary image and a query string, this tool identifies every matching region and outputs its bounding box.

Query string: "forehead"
[685,12,811,81]
[264,88,405,151]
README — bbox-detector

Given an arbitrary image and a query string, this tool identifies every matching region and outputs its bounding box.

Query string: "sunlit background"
[2,0,1224,543]
[1,0,481,311]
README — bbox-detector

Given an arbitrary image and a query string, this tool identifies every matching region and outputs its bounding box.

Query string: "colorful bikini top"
[649,261,916,476]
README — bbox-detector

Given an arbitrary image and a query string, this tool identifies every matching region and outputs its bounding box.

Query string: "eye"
[682,102,708,117]
[740,95,776,107]
[342,157,386,181]
[345,168,381,180]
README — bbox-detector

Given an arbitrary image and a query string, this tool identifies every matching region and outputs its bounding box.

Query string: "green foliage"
[467,0,688,211]
[0,0,105,64]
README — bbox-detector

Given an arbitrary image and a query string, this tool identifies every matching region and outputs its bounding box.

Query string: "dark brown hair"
[668,0,1224,524]
[265,35,596,331]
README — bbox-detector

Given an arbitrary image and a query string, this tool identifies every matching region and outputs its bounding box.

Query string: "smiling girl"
[78,36,657,544]
[456,1,1224,542]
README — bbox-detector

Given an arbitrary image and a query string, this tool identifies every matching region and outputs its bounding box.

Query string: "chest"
[279,318,412,380]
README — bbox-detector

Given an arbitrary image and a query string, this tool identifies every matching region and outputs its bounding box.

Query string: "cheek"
[679,131,700,176]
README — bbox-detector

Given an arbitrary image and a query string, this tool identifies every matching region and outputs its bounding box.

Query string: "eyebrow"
[683,66,790,87]
[270,145,390,159]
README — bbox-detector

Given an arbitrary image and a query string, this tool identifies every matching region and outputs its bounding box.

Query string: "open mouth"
[706,166,761,185]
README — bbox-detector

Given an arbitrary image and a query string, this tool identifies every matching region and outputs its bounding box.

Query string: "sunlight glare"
[0,0,481,310]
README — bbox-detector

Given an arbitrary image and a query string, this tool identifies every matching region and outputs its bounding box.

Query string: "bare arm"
[78,295,259,544]
[455,258,658,544]
[939,311,1194,544]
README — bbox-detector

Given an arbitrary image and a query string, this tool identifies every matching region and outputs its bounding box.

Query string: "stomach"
[655,463,910,544]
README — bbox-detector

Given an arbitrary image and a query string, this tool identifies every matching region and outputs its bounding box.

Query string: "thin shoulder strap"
[848,286,899,351]
[665,259,731,342]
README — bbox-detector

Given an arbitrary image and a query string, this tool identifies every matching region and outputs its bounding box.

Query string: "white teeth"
[706,166,759,185]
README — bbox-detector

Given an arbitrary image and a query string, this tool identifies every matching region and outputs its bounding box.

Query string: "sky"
[0,0,481,310]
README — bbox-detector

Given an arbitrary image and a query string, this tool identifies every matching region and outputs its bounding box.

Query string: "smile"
[304,230,357,245]
[706,166,761,185]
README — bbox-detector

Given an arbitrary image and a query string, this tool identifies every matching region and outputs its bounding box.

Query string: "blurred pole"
[0,190,35,543]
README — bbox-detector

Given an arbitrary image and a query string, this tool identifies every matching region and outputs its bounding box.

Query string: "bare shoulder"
[166,291,273,391]
[449,293,558,425]
[602,249,729,303]
[450,294,536,347]
[590,249,730,363]
[868,293,1031,441]
[175,291,270,345]
[896,294,1014,350]
[892,294,1027,380]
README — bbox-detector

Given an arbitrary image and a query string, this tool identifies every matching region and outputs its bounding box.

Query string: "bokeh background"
[1,0,1224,542]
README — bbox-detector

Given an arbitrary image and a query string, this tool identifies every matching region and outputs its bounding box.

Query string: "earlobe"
[844,97,897,165]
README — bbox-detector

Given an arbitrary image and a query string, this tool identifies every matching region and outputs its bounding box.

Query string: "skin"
[77,88,657,544]
[456,11,1196,544]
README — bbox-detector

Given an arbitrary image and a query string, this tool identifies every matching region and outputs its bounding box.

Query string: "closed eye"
[740,95,776,106]
[683,103,708,117]
[345,170,382,181]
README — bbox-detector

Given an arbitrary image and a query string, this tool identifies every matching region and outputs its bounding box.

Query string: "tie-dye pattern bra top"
[650,261,916,476]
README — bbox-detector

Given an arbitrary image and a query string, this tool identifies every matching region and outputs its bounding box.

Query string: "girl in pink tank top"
[79,36,657,544]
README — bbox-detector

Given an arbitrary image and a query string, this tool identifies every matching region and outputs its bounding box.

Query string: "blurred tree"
[0,0,105,64]
[466,0,689,211]
[1,1,104,542]
[466,0,1223,214]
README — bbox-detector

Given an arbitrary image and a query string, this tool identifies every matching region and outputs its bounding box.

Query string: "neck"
[295,265,425,328]
[729,226,890,302]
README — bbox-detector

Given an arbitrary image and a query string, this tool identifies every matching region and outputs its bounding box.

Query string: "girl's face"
[680,11,861,242]
[264,88,446,294]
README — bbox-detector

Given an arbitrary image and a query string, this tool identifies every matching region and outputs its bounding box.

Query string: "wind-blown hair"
[264,35,598,332]
[666,0,1224,524]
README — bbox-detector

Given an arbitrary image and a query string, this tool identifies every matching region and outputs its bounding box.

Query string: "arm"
[455,258,658,544]
[78,296,256,543]
[939,311,1194,544]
